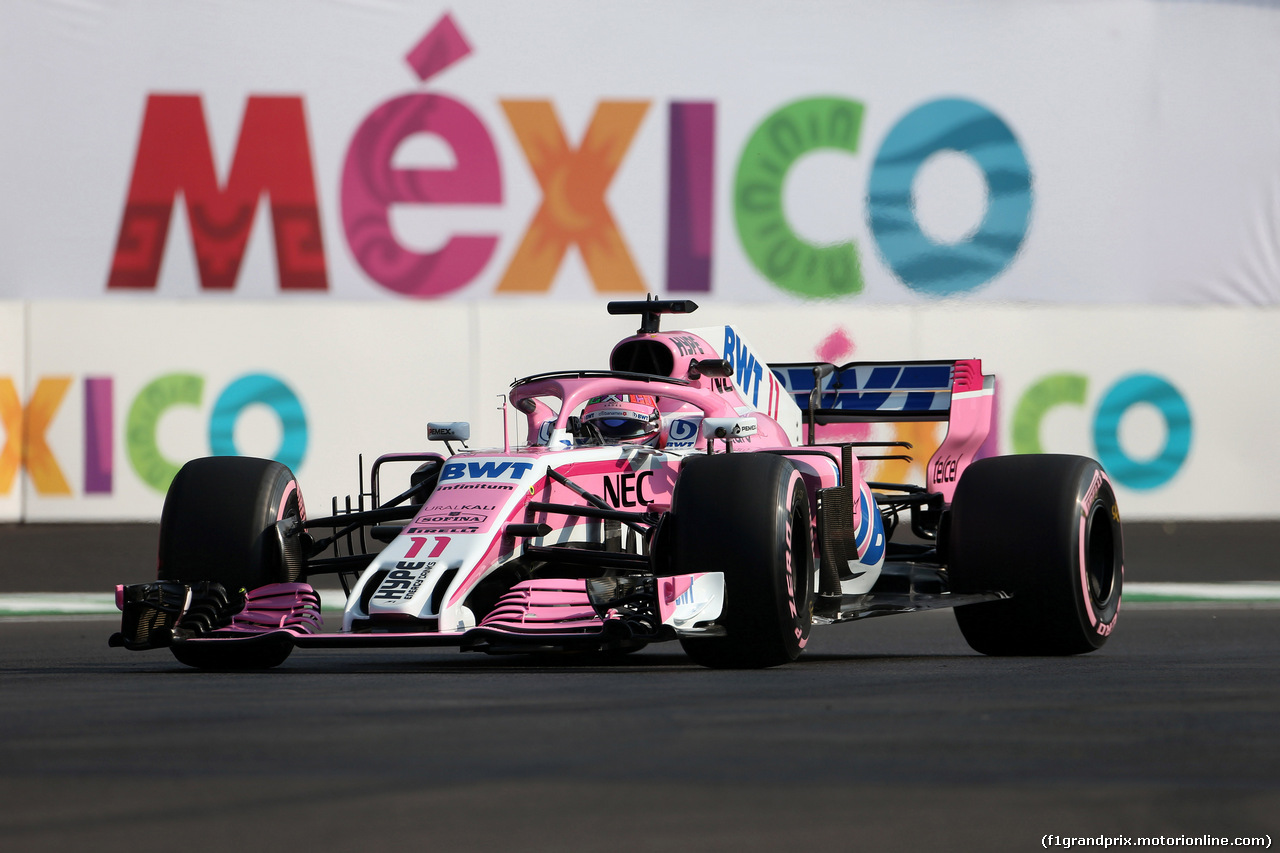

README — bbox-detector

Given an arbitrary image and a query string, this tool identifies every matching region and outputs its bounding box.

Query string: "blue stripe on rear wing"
[771,361,955,422]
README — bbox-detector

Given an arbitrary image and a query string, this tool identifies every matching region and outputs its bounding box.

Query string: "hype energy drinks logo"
[104,13,1031,301]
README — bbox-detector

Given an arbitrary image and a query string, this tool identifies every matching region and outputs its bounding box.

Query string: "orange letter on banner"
[0,377,72,495]
[0,379,21,493]
[498,100,649,293]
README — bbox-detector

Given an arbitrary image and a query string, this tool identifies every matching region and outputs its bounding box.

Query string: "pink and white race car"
[111,299,1123,669]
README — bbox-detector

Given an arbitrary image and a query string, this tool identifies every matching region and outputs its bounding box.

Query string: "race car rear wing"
[770,358,995,503]
[773,357,982,421]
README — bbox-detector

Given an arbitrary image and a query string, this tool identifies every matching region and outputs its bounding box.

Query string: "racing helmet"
[581,394,661,444]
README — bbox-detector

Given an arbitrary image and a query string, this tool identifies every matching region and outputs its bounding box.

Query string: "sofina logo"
[105,14,1032,302]
[0,372,307,497]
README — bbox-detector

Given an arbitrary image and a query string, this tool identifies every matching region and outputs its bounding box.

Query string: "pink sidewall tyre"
[158,456,306,670]
[948,454,1124,656]
[669,453,814,669]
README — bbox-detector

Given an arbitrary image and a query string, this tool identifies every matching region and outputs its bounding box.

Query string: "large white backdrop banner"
[2,0,1279,305]
[2,300,1278,522]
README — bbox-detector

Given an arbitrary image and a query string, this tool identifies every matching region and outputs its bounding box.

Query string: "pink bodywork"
[474,574,710,637]
[148,582,323,637]
[513,374,786,447]
[219,583,323,635]
[925,359,996,504]
[174,329,994,653]
[478,580,602,634]
[511,328,792,450]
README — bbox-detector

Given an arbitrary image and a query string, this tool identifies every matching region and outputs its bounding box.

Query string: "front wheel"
[670,454,814,669]
[158,456,305,669]
[948,454,1123,656]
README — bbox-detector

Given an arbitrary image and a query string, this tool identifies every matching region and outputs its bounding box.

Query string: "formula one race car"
[111,299,1123,669]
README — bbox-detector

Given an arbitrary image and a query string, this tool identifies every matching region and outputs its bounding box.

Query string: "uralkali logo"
[105,14,1032,301]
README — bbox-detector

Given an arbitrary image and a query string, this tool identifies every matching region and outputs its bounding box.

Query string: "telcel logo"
[106,14,1032,302]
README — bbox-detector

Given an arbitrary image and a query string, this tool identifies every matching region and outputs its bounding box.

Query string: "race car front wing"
[109,572,725,654]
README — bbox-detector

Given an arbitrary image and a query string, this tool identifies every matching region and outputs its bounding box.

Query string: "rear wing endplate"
[771,359,995,502]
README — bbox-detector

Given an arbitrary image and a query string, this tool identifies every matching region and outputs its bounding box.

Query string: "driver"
[580,394,661,446]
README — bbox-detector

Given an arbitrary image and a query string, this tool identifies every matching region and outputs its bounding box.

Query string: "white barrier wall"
[0,303,25,522]
[2,300,1276,521]
[1,2,1277,520]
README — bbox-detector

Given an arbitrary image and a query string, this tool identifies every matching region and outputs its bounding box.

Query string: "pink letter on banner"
[341,15,501,298]
[405,13,472,82]
[666,102,715,293]
[84,377,113,494]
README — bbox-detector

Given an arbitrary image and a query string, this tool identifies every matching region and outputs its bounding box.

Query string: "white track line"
[0,590,351,617]
[1123,582,1280,601]
[3,584,1280,617]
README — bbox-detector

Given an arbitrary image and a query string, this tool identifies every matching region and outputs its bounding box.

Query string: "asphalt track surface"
[1,524,1278,851]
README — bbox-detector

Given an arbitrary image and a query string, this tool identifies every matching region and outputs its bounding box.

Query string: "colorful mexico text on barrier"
[0,302,1274,522]
[2,3,1278,305]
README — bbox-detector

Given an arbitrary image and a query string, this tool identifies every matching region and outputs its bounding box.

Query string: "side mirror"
[427,422,470,442]
[701,417,758,447]
[702,417,758,439]
[687,358,734,380]
[427,422,470,453]
[701,417,758,453]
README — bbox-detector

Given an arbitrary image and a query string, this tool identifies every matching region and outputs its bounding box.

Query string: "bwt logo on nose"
[105,14,1032,301]
[440,461,535,481]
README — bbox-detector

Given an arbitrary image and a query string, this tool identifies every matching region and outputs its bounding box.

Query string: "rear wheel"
[948,454,1123,655]
[671,454,813,669]
[158,456,305,669]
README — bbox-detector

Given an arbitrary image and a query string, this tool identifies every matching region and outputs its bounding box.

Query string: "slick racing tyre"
[947,454,1123,656]
[158,456,306,669]
[671,454,813,669]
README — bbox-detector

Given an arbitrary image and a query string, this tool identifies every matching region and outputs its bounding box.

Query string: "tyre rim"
[790,499,812,618]
[1083,502,1117,608]
[280,491,305,584]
